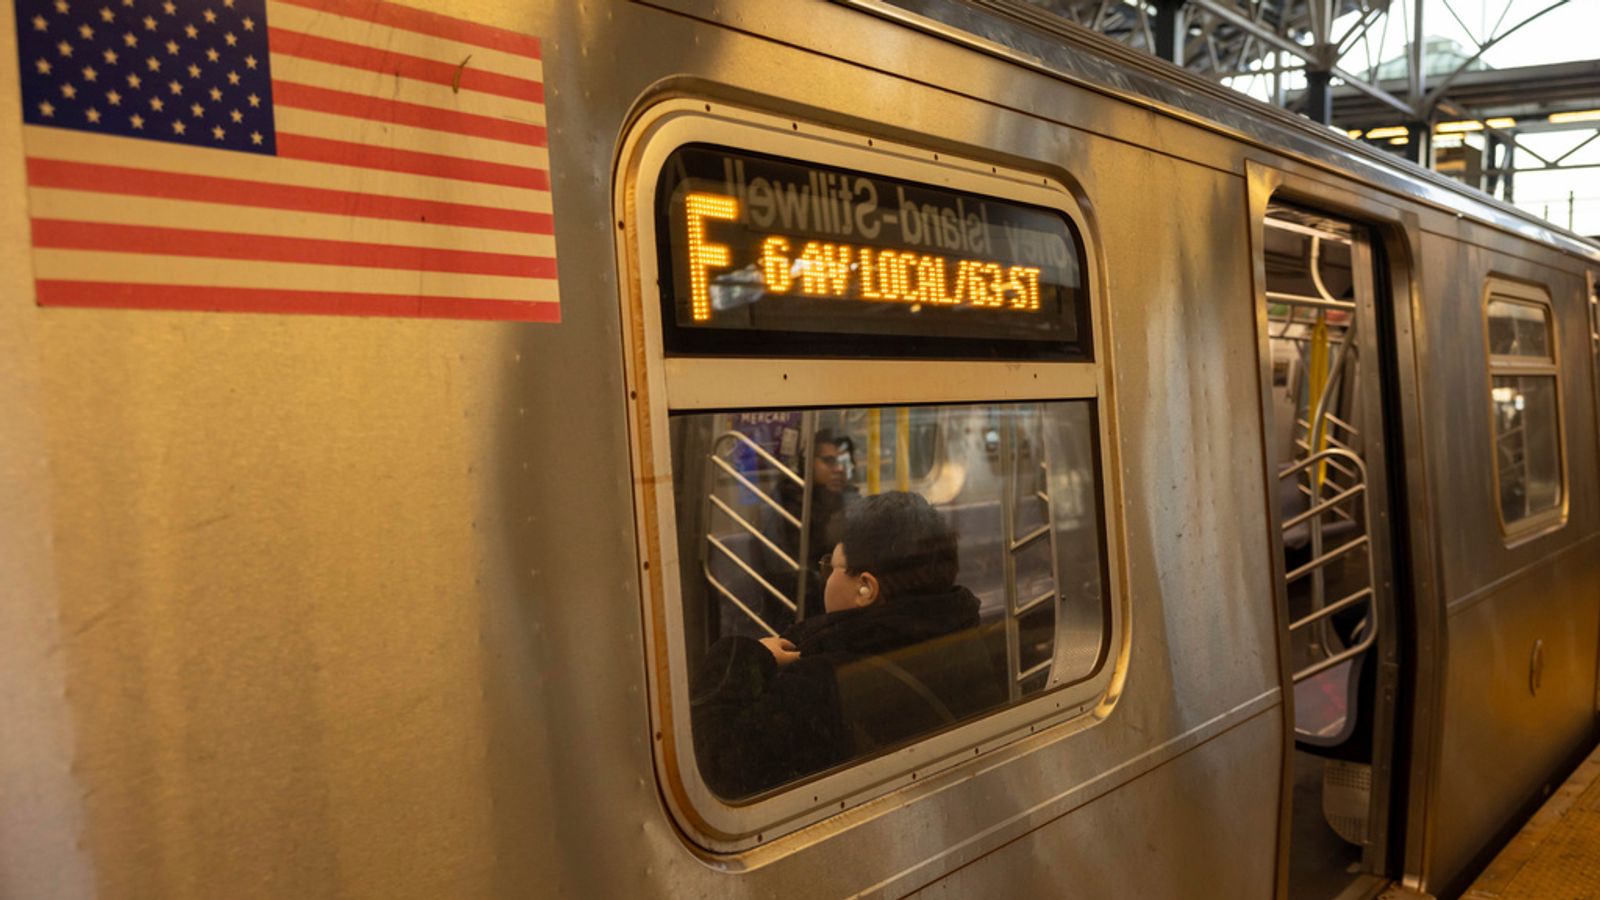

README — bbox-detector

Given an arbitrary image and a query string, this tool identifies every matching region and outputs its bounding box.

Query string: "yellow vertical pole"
[895,407,911,492]
[867,408,882,495]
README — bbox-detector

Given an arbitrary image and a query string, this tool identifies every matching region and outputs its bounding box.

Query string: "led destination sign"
[655,144,1088,359]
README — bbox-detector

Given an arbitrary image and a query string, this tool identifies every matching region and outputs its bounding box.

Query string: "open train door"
[1250,174,1410,899]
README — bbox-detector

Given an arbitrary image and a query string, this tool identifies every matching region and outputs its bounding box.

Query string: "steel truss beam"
[1186,0,1417,118]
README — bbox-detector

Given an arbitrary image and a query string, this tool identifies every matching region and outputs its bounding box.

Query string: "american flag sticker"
[12,0,558,321]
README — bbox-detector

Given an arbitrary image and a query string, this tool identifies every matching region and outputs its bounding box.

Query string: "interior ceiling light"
[1485,117,1517,130]
[1366,126,1408,139]
[1346,129,1364,139]
[1436,120,1484,133]
[1388,136,1410,145]
[1549,109,1600,124]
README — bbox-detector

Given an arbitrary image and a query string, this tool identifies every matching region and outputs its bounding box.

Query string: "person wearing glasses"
[692,491,1002,799]
[760,428,859,623]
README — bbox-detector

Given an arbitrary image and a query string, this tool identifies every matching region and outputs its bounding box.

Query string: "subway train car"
[3,0,1599,897]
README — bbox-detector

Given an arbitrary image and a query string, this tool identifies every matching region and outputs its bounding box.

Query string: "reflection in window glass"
[841,407,944,492]
[1487,299,1551,358]
[1492,375,1562,523]
[672,402,1106,799]
[1485,288,1562,531]
[1592,280,1599,341]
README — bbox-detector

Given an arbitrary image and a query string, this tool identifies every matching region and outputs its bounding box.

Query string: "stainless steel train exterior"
[3,0,1598,897]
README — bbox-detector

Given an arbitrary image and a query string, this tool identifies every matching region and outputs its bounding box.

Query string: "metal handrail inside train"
[703,430,806,637]
[1280,447,1380,685]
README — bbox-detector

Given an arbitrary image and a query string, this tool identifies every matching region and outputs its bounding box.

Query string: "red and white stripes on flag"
[21,0,558,321]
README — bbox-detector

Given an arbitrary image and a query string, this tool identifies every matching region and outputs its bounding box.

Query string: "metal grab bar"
[1010,523,1051,553]
[703,429,808,635]
[713,430,805,487]
[1292,435,1356,474]
[1291,446,1359,484]
[1321,411,1361,440]
[704,570,781,639]
[1265,216,1356,247]
[709,495,797,570]
[1296,478,1356,500]
[1283,483,1366,531]
[1266,290,1357,312]
[1017,657,1052,684]
[1000,409,1063,702]
[1294,629,1378,683]
[1298,499,1356,526]
[1016,588,1056,617]
[1285,535,1369,583]
[1268,333,1351,346]
[1263,217,1382,695]
[1294,484,1358,525]
[1280,446,1366,482]
[706,535,797,614]
[709,456,800,529]
[1308,234,1343,310]
[1295,413,1360,461]
[1290,586,1375,632]
[1297,431,1357,451]
[1278,447,1380,686]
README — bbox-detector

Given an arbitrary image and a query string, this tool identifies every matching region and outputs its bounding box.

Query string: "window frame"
[1481,277,1568,543]
[1590,271,1600,353]
[1588,271,1599,423]
[614,100,1126,853]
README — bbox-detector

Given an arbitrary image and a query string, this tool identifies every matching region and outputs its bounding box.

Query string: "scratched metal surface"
[3,1,1591,897]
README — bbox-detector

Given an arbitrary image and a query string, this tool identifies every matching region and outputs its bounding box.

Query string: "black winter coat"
[690,585,1002,799]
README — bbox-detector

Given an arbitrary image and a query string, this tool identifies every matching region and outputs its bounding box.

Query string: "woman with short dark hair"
[691,491,1003,798]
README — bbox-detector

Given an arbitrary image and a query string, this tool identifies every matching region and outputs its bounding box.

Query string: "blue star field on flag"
[13,0,277,154]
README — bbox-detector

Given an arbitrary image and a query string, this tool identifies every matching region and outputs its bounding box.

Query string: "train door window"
[618,102,1120,850]
[1590,273,1599,361]
[1588,272,1599,470]
[1590,273,1600,365]
[1484,280,1566,537]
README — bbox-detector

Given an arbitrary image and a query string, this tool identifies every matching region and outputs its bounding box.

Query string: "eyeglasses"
[817,554,844,581]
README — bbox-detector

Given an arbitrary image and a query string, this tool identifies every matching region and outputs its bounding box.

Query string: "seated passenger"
[692,491,1002,798]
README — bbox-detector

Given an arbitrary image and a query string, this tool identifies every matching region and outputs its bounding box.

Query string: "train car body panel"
[607,38,1283,894]
[0,12,98,891]
[1435,541,1600,888]
[2,0,1598,897]
[1410,223,1600,889]
[903,705,1283,898]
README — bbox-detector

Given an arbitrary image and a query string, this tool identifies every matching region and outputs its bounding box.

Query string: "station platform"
[1464,743,1600,899]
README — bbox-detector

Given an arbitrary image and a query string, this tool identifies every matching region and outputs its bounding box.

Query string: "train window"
[1588,274,1599,390]
[671,401,1106,800]
[1591,275,1599,348]
[620,102,1117,849]
[1484,283,1566,535]
[1487,299,1552,358]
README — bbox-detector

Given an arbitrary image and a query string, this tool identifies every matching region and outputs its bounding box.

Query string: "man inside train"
[762,429,859,621]
[692,491,1002,798]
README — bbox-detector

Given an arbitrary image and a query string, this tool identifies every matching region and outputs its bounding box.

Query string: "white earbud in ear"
[858,585,869,596]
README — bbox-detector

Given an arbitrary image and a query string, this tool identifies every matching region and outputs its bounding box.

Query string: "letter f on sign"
[685,192,739,321]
